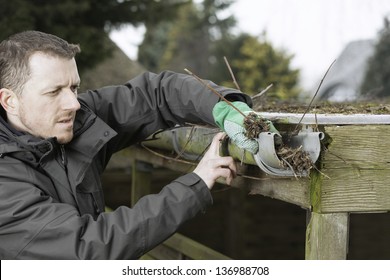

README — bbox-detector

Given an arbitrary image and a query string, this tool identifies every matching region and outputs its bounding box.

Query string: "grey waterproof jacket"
[0,71,251,259]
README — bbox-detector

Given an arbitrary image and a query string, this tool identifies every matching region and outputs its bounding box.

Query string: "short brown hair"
[0,30,81,95]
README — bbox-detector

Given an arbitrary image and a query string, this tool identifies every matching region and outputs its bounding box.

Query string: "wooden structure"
[128,112,390,260]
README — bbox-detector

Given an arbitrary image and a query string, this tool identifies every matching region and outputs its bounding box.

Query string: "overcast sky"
[110,0,390,91]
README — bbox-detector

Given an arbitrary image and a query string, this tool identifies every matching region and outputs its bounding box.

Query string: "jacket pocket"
[76,166,105,219]
[76,190,105,219]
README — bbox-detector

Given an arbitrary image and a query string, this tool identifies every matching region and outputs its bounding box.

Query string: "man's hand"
[193,132,237,190]
[212,101,279,154]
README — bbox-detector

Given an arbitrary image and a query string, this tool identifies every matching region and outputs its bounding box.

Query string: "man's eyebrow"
[42,81,80,93]
[41,85,62,93]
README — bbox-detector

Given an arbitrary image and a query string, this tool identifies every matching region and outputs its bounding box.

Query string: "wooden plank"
[320,170,390,212]
[141,233,231,260]
[142,243,183,260]
[163,233,231,260]
[316,125,390,213]
[305,212,349,260]
[237,176,310,209]
[139,254,156,260]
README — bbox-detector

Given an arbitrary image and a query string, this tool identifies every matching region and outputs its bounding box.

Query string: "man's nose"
[62,89,81,111]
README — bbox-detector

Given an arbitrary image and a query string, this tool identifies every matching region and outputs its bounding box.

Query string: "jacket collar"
[0,103,117,186]
[0,117,54,160]
[65,106,117,187]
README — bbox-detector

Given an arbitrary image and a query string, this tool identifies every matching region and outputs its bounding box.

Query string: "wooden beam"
[129,146,311,208]
[163,233,231,260]
[315,125,390,213]
[305,212,349,260]
[239,175,310,209]
[141,233,231,260]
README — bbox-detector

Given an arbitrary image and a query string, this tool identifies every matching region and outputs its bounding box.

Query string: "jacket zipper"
[92,193,102,215]
[60,145,67,169]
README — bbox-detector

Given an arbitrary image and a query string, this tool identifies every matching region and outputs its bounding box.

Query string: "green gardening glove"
[212,101,279,154]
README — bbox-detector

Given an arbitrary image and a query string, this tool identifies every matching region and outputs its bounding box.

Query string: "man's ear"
[0,88,19,115]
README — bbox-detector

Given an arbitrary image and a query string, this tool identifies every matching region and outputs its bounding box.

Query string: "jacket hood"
[0,114,42,157]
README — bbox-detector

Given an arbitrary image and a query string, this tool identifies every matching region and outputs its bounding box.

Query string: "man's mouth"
[59,119,71,123]
[58,117,73,125]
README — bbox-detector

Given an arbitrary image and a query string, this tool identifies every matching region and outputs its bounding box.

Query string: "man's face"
[13,52,81,144]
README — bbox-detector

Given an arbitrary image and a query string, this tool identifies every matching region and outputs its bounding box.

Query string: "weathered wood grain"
[243,176,310,209]
[305,212,349,259]
[317,125,390,213]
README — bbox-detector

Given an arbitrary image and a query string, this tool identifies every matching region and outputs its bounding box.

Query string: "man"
[0,31,261,259]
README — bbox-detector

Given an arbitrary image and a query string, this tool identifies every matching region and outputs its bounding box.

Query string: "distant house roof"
[317,39,375,101]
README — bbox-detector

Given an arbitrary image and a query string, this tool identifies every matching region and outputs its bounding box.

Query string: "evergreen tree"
[139,0,235,76]
[361,17,390,97]
[213,34,300,99]
[159,2,208,75]
[0,0,187,73]
[208,33,249,87]
[138,0,300,100]
[138,22,173,72]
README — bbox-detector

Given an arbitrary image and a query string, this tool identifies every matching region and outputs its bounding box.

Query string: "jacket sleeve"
[0,160,212,259]
[78,71,252,151]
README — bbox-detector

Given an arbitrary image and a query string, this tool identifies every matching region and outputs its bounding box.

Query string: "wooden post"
[131,159,153,206]
[305,211,349,259]
[225,188,246,259]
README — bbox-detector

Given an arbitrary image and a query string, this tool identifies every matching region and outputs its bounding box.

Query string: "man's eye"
[48,89,61,95]
[70,85,79,94]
